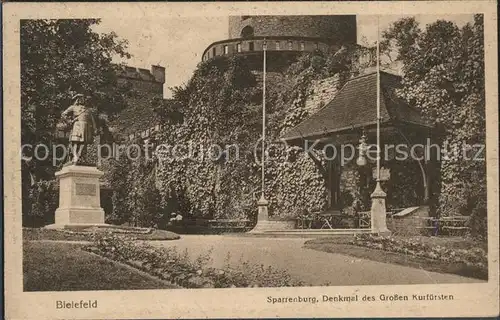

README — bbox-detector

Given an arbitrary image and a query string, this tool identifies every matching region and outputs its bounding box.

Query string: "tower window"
[275,41,280,50]
[300,42,305,51]
[237,43,242,52]
[288,41,293,50]
[224,45,229,54]
[212,47,216,57]
[249,42,254,51]
[241,26,254,38]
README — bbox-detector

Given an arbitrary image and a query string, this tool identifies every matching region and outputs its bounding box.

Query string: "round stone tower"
[202,15,357,70]
[228,15,356,43]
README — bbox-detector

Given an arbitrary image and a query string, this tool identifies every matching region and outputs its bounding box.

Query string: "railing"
[202,36,332,61]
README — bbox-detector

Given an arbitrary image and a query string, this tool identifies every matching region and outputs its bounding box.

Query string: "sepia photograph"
[3,1,499,319]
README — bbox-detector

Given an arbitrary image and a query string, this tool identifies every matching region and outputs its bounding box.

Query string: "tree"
[382,15,486,237]
[21,19,131,180]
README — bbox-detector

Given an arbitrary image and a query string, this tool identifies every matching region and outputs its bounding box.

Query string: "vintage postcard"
[3,1,499,319]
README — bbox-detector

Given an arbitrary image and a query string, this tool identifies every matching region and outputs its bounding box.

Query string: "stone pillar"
[257,195,269,222]
[370,181,391,235]
[249,194,269,233]
[46,165,106,228]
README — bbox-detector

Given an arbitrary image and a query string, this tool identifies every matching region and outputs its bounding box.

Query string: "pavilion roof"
[281,71,433,142]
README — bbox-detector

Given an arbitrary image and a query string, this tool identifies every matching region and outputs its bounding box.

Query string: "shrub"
[28,180,59,226]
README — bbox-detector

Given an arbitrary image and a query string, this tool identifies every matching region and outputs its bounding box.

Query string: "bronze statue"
[60,94,97,164]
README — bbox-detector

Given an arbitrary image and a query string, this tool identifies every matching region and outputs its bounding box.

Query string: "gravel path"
[149,235,482,286]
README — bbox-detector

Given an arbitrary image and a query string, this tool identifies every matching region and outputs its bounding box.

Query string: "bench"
[442,226,470,236]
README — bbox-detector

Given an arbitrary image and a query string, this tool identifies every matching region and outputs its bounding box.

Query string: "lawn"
[23,241,178,291]
[304,235,487,280]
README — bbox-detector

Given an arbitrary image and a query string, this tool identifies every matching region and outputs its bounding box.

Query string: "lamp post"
[261,39,267,201]
[357,17,390,235]
[253,39,269,231]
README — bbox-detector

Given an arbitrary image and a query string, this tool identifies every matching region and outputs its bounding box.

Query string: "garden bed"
[304,235,488,280]
[23,227,180,241]
[84,233,305,288]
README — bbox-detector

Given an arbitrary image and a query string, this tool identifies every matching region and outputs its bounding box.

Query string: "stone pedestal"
[249,195,270,233]
[45,165,106,229]
[370,181,391,236]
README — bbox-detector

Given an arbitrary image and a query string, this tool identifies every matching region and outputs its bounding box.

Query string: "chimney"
[151,65,166,84]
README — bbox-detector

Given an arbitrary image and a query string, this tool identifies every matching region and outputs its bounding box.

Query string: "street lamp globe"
[356,134,368,167]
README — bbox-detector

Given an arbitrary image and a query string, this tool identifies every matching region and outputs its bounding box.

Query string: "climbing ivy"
[107,46,377,224]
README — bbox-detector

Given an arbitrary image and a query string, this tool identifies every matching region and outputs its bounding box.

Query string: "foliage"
[148,48,365,221]
[153,55,263,220]
[21,19,131,180]
[105,142,164,227]
[28,180,59,226]
[86,232,304,288]
[382,15,486,237]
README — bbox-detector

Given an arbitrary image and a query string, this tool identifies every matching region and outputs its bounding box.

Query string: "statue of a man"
[60,94,97,164]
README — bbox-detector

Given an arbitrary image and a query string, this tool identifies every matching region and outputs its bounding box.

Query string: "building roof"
[281,71,433,142]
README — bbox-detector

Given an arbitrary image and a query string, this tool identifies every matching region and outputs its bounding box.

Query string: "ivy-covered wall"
[105,46,428,226]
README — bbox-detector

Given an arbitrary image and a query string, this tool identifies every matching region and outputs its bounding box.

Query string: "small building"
[281,70,435,214]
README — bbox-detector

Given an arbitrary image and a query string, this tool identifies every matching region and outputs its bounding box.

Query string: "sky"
[93,14,474,98]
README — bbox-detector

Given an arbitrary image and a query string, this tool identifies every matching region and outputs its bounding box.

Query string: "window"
[240,26,254,38]
[237,43,242,52]
[224,45,229,54]
[212,47,216,57]
[155,124,160,131]
[129,133,134,141]
[249,42,254,51]
[300,42,305,51]
[315,42,320,50]
[242,16,250,20]
[288,41,293,50]
[275,41,280,50]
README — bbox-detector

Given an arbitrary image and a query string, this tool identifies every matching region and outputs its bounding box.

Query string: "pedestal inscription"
[75,183,97,196]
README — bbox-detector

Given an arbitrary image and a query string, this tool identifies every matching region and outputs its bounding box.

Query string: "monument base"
[249,195,270,233]
[45,208,106,229]
[370,181,392,236]
[46,165,107,229]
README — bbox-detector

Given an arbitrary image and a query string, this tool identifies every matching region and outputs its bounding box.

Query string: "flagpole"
[376,16,381,183]
[261,39,267,199]
[369,15,390,235]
